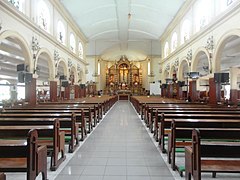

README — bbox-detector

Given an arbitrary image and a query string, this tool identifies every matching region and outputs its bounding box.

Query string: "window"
[8,0,24,13]
[195,0,212,32]
[164,42,169,58]
[70,33,76,53]
[171,32,178,52]
[148,60,151,76]
[37,0,50,32]
[57,20,66,44]
[78,42,83,59]
[181,19,191,44]
[97,61,100,75]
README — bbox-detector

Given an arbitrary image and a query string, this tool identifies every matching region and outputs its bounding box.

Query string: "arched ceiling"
[60,0,186,59]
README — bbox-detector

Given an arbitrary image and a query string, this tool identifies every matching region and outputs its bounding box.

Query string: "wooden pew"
[0,110,86,142]
[38,94,117,116]
[168,119,240,175]
[0,173,5,180]
[150,108,240,134]
[0,129,47,180]
[0,119,65,171]
[2,108,89,135]
[0,113,79,153]
[30,105,99,127]
[158,113,240,153]
[185,128,240,180]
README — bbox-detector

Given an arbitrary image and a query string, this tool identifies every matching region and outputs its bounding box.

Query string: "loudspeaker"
[80,84,85,89]
[25,73,32,84]
[61,80,69,87]
[18,72,25,83]
[221,73,229,83]
[59,75,66,80]
[17,64,25,72]
[214,73,229,83]
[214,73,221,83]
[178,81,185,87]
[189,72,199,79]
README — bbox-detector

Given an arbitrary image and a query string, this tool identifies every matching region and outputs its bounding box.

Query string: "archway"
[0,30,32,102]
[35,48,54,101]
[214,29,240,103]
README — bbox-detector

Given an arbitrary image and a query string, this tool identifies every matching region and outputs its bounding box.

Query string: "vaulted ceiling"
[60,0,186,60]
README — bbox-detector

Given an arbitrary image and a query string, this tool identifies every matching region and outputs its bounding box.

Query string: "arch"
[181,19,191,44]
[35,48,55,80]
[178,58,189,81]
[78,41,83,59]
[37,0,50,32]
[56,58,68,78]
[0,30,32,70]
[163,68,170,80]
[164,42,169,58]
[57,20,66,44]
[171,32,178,52]
[192,47,212,73]
[170,65,176,79]
[213,29,240,73]
[70,33,76,53]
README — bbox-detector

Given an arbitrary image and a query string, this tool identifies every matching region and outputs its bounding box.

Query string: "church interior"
[1,0,240,180]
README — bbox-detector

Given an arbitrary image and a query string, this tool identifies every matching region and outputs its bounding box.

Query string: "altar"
[117,90,131,100]
[105,56,143,95]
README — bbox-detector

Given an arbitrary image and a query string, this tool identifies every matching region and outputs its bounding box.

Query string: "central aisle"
[55,101,175,180]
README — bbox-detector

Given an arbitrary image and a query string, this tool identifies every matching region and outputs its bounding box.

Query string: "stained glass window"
[79,42,83,58]
[171,32,178,52]
[70,33,76,53]
[37,0,50,32]
[57,21,65,44]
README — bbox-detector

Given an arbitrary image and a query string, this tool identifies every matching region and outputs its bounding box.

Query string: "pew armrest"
[185,146,193,180]
[36,145,48,180]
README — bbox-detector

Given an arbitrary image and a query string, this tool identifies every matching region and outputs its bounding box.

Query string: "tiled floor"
[54,101,175,180]
[5,101,240,180]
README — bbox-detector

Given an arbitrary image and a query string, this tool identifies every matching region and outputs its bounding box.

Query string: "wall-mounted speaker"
[25,73,32,84]
[59,75,66,80]
[61,80,69,87]
[17,64,25,72]
[18,72,25,83]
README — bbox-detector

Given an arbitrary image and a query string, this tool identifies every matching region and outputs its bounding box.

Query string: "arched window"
[181,19,191,44]
[164,42,169,58]
[195,0,212,33]
[8,0,24,13]
[78,42,83,59]
[57,20,66,44]
[70,33,76,53]
[37,0,50,32]
[171,32,178,52]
